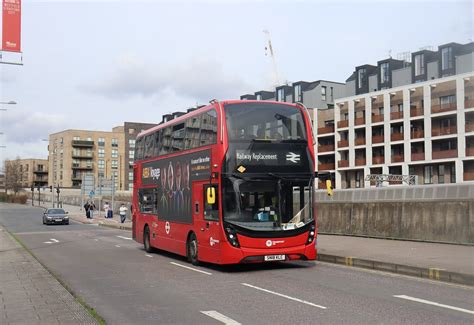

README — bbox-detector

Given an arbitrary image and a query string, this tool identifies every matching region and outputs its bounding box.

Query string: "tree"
[5,157,23,194]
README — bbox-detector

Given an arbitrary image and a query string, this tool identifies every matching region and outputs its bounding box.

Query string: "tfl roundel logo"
[266,240,272,247]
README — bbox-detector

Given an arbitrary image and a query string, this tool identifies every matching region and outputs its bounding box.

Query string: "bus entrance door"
[192,182,221,263]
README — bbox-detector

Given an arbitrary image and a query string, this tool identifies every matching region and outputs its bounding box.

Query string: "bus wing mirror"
[325,180,333,196]
[206,187,216,205]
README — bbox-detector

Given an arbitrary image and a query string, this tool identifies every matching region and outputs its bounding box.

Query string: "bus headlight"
[306,223,316,245]
[225,226,240,248]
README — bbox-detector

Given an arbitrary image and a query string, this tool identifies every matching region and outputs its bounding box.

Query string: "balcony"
[390,111,403,120]
[431,102,457,114]
[372,156,384,164]
[338,140,349,148]
[391,133,404,141]
[391,154,404,163]
[72,140,94,147]
[466,147,474,157]
[432,126,457,137]
[371,135,384,144]
[338,160,349,168]
[72,163,93,170]
[355,158,366,166]
[464,171,474,181]
[33,169,48,174]
[355,138,366,146]
[411,152,425,161]
[318,125,335,134]
[411,130,424,139]
[318,144,335,153]
[372,115,384,123]
[72,153,94,159]
[465,99,474,109]
[318,163,335,171]
[354,117,365,126]
[410,107,423,117]
[337,120,349,128]
[432,149,457,159]
[466,123,474,133]
[71,175,82,181]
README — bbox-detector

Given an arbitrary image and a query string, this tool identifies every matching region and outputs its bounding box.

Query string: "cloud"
[81,55,250,102]
[1,110,70,144]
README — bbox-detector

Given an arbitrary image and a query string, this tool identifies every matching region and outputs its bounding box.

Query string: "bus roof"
[137,100,302,139]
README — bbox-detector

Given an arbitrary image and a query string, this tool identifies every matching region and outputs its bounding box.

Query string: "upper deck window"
[225,103,307,142]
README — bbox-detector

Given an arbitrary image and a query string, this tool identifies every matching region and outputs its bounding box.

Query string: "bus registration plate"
[264,254,285,261]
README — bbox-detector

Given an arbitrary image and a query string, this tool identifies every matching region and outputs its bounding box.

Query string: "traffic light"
[56,186,60,194]
[49,185,53,192]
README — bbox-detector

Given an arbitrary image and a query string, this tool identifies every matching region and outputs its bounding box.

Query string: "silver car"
[43,208,69,225]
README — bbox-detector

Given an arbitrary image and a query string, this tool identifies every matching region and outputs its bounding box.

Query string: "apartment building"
[326,41,474,188]
[5,158,48,187]
[48,122,156,190]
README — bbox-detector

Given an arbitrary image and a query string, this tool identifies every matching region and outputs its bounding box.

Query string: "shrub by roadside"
[0,193,28,204]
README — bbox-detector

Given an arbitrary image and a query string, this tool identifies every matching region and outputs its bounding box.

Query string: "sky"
[0,0,472,162]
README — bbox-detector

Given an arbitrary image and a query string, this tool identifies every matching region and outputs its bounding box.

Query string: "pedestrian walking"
[103,201,111,219]
[84,201,91,218]
[89,201,96,219]
[119,203,128,223]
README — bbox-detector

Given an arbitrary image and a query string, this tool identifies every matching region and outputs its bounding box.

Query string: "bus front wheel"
[144,226,154,253]
[187,233,199,266]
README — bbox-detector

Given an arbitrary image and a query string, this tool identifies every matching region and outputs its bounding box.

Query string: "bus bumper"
[220,243,317,264]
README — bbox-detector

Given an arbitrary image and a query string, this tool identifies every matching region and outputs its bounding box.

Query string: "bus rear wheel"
[144,226,154,253]
[187,233,199,266]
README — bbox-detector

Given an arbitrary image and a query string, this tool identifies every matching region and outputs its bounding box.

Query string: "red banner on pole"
[2,0,21,52]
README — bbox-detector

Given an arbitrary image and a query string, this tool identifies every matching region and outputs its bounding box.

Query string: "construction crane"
[263,30,281,87]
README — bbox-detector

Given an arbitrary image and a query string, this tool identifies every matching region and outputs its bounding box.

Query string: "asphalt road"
[1,203,473,324]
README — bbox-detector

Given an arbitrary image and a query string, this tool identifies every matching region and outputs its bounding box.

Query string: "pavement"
[0,223,98,324]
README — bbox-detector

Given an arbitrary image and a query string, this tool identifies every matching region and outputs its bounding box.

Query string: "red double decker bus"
[132,100,321,265]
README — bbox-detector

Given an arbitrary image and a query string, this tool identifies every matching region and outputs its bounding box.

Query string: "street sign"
[89,190,95,198]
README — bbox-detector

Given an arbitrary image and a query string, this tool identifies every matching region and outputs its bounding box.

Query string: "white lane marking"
[145,254,153,258]
[394,295,474,315]
[44,241,53,244]
[200,310,241,325]
[115,245,121,248]
[117,235,132,240]
[170,262,212,275]
[94,239,99,241]
[50,238,59,243]
[241,283,327,309]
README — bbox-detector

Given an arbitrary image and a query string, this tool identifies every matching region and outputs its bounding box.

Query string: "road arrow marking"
[394,295,474,315]
[50,238,59,243]
[201,311,241,325]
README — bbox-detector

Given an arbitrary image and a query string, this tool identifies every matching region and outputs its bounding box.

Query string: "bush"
[0,193,28,204]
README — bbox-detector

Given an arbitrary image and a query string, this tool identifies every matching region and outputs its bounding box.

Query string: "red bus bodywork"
[132,100,317,264]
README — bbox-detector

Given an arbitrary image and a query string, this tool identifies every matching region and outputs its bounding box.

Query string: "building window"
[111,149,118,158]
[98,160,105,169]
[129,139,135,148]
[111,160,118,169]
[128,128,135,135]
[294,84,302,102]
[330,87,334,101]
[358,69,366,89]
[86,137,92,141]
[128,184,134,191]
[276,88,285,102]
[129,150,135,159]
[439,95,456,106]
[438,165,444,184]
[355,171,361,188]
[321,86,327,101]
[424,166,433,184]
[256,94,262,100]
[73,136,80,140]
[98,171,104,178]
[98,148,105,158]
[450,165,456,183]
[98,137,105,146]
[111,138,118,147]
[380,62,390,83]
[441,47,453,70]
[128,172,133,181]
[414,54,425,76]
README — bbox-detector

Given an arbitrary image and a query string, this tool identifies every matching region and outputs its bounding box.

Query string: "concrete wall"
[317,200,473,244]
[368,75,378,93]
[427,61,439,80]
